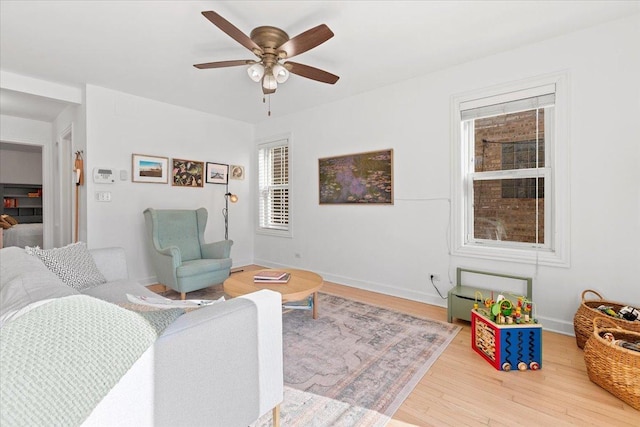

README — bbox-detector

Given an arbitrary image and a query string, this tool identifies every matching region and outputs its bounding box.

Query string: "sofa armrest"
[238,289,284,418]
[90,247,128,282]
[201,239,233,259]
[153,289,283,426]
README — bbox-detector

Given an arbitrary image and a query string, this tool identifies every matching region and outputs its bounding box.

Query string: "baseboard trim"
[252,258,576,336]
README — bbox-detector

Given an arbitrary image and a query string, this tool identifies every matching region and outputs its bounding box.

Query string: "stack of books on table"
[253,270,291,284]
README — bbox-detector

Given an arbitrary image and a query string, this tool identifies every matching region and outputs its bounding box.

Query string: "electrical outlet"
[430,274,441,282]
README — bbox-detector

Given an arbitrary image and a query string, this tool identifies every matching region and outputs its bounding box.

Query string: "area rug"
[159,286,460,426]
[253,293,460,426]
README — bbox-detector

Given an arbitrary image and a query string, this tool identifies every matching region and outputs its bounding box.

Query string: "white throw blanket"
[0,295,159,426]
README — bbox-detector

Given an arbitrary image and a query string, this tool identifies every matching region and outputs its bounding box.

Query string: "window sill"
[256,227,292,238]
[452,243,569,268]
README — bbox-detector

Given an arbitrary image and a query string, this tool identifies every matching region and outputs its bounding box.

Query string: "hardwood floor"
[153,268,638,426]
[319,281,638,426]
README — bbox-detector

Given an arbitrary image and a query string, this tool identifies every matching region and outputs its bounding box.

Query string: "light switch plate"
[96,191,111,202]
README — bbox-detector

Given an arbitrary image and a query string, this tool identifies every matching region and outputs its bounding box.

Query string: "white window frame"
[451,73,570,267]
[257,136,291,237]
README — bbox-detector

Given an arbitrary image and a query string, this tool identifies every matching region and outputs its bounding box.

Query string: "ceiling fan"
[194,11,339,96]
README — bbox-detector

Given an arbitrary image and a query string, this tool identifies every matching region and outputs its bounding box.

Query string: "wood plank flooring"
[151,268,639,425]
[319,281,638,426]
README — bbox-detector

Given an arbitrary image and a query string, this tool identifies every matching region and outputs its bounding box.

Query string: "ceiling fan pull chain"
[268,94,271,117]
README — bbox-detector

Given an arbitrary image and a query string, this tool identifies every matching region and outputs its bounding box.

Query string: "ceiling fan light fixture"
[247,63,265,82]
[272,63,290,84]
[263,73,277,90]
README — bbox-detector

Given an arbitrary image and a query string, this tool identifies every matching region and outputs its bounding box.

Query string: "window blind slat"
[461,93,555,121]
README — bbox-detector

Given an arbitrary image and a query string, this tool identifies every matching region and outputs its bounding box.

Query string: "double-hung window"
[258,138,290,236]
[452,74,569,266]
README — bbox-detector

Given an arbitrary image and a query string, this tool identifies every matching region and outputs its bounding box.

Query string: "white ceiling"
[1,1,638,124]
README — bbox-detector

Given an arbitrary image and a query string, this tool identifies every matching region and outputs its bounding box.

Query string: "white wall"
[0,146,42,184]
[84,85,254,284]
[254,15,640,334]
[0,114,52,146]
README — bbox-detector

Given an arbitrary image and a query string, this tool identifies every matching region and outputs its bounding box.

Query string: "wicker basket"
[583,317,640,410]
[573,289,640,349]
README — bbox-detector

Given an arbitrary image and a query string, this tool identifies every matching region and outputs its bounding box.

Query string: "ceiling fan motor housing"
[250,26,290,66]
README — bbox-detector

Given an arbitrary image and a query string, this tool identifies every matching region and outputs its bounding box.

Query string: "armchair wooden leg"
[180,292,186,300]
[272,404,280,427]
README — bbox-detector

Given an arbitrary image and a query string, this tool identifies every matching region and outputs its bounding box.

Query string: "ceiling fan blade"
[277,24,334,59]
[194,59,255,69]
[284,62,339,84]
[202,11,263,55]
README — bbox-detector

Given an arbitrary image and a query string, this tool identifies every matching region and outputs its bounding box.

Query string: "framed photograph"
[132,154,169,184]
[230,165,245,180]
[319,149,393,205]
[206,162,229,185]
[172,158,204,187]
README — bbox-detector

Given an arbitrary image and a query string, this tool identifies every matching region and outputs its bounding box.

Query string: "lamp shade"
[263,73,277,90]
[272,63,290,84]
[247,63,265,82]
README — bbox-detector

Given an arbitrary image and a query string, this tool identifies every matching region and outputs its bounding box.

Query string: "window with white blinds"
[451,74,570,266]
[258,139,290,235]
[462,87,554,250]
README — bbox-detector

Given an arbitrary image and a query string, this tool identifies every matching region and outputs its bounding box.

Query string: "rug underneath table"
[252,293,460,426]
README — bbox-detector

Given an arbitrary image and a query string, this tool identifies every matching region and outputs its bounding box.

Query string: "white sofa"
[0,246,283,426]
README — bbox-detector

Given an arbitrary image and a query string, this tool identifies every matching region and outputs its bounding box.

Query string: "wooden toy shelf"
[1,183,43,223]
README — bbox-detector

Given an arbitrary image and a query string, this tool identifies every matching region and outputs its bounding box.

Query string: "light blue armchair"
[143,208,233,299]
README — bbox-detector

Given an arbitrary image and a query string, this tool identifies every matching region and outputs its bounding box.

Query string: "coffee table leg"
[312,292,318,319]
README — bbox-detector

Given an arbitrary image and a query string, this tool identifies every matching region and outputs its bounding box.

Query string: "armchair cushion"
[155,210,202,262]
[177,258,232,279]
[201,240,233,259]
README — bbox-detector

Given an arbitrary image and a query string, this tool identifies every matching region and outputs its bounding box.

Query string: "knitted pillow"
[25,242,107,290]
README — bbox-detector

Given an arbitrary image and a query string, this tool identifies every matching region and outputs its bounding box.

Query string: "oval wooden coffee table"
[223,269,323,319]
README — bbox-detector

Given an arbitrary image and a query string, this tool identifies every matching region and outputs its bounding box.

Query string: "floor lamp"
[223,185,238,240]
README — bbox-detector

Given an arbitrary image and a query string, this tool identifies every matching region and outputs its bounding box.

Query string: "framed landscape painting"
[319,149,393,205]
[206,162,228,185]
[172,158,204,187]
[132,154,169,184]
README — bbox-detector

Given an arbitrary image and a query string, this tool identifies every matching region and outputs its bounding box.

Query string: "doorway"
[0,141,44,246]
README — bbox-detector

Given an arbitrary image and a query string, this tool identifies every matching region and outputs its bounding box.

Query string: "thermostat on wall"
[93,168,115,183]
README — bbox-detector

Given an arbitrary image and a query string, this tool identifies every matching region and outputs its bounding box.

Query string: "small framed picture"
[132,154,169,184]
[206,162,229,185]
[172,158,204,187]
[230,165,245,180]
